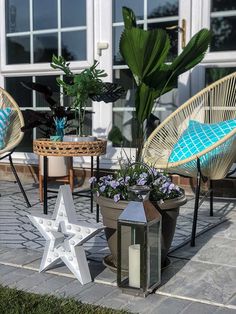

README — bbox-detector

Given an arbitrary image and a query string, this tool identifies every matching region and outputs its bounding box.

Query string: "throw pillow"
[0,107,12,149]
[169,119,236,163]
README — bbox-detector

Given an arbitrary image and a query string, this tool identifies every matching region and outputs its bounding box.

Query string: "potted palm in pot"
[92,6,212,270]
[50,56,124,141]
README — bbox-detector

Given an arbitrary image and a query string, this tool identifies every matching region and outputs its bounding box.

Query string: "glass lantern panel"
[120,224,145,289]
[147,220,161,288]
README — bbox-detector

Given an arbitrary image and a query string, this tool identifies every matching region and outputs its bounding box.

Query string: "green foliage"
[51,55,108,136]
[0,285,130,314]
[119,6,211,159]
[108,125,124,146]
[120,7,212,125]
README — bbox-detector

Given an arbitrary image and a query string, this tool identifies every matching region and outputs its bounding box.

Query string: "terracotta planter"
[96,192,187,270]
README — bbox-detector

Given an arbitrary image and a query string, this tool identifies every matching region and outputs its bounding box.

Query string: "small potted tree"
[50,56,124,141]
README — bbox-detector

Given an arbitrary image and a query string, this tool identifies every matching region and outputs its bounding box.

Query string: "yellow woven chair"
[143,72,236,246]
[0,87,31,207]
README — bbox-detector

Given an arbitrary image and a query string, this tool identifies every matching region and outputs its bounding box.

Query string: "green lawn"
[0,285,131,314]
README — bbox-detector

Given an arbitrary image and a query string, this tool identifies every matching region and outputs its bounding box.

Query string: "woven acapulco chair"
[0,87,31,207]
[143,72,236,246]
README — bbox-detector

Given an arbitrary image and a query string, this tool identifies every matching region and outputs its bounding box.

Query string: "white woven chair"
[0,87,31,207]
[143,72,236,246]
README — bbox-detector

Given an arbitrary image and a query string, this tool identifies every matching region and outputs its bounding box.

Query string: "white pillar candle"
[128,244,140,288]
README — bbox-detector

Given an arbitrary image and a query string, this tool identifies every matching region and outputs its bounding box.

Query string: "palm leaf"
[119,27,170,82]
[122,6,137,29]
[89,83,125,103]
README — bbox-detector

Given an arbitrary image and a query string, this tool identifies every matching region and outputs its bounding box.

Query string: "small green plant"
[51,56,107,136]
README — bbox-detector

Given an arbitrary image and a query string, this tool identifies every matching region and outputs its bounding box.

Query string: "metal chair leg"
[9,154,31,208]
[191,159,202,247]
[210,180,213,217]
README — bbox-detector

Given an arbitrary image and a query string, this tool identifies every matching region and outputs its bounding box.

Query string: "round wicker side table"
[33,138,107,220]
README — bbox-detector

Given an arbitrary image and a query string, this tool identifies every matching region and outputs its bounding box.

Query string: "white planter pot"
[39,156,72,177]
[63,135,97,142]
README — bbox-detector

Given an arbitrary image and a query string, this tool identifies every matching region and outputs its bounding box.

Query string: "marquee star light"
[28,185,103,285]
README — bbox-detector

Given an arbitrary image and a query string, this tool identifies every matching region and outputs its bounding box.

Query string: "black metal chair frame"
[190,158,236,247]
[0,149,31,208]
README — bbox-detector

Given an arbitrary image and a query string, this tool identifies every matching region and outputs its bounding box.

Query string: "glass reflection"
[34,33,58,63]
[148,21,178,60]
[35,76,60,108]
[113,26,124,65]
[33,0,57,30]
[5,76,33,108]
[211,0,236,12]
[62,31,86,61]
[113,0,143,22]
[205,67,236,85]
[61,0,86,27]
[7,36,30,64]
[5,0,30,33]
[211,17,236,51]
[148,0,178,19]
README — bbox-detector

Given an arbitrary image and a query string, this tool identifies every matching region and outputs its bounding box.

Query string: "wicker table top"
[33,138,107,157]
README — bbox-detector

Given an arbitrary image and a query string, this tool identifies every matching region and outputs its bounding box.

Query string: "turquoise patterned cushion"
[169,119,236,162]
[0,108,12,149]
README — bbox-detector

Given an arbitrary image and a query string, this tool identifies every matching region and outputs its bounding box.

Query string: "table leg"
[96,156,100,223]
[43,156,48,215]
[90,156,94,213]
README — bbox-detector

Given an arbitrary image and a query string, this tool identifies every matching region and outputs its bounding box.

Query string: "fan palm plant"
[119,7,212,159]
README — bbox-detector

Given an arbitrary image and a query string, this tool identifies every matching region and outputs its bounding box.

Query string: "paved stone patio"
[0,180,236,313]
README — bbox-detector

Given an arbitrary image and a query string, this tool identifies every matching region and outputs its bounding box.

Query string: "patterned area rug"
[0,181,235,262]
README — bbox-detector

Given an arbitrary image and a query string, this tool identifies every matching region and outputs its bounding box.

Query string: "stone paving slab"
[0,181,236,313]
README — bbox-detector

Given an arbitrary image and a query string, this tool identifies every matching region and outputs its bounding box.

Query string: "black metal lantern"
[117,196,162,297]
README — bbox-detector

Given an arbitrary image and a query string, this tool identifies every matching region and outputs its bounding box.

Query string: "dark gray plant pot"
[96,192,187,270]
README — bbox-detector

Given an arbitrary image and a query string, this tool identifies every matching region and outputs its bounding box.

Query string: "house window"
[210,0,236,51]
[111,0,179,148]
[2,0,93,153]
[5,0,87,64]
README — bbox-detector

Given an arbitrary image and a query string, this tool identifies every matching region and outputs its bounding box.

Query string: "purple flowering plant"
[89,162,182,203]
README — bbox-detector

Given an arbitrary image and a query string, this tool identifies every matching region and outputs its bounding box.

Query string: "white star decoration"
[28,185,103,285]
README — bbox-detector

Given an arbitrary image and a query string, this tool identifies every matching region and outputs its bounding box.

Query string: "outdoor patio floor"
[0,180,236,314]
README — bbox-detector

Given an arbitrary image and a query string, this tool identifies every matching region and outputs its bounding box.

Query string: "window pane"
[113,0,143,22]
[148,21,178,60]
[112,69,137,147]
[5,77,33,108]
[61,0,86,27]
[148,0,178,19]
[205,67,236,85]
[62,31,86,61]
[33,0,57,30]
[113,26,124,65]
[34,33,58,63]
[211,16,236,51]
[15,123,33,152]
[211,0,236,12]
[5,0,30,33]
[35,76,60,108]
[7,36,30,64]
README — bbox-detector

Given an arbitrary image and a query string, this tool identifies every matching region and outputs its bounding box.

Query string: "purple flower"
[89,176,97,184]
[110,180,120,189]
[100,185,106,192]
[136,177,147,186]
[125,176,130,183]
[113,194,120,202]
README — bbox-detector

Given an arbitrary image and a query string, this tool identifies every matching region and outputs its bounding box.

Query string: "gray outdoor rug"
[0,181,235,262]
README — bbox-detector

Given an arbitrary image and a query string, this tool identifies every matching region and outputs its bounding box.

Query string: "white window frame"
[0,0,96,168]
[0,0,94,75]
